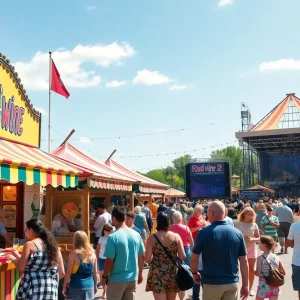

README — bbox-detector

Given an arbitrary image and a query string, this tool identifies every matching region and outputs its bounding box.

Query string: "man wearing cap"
[276,198,294,254]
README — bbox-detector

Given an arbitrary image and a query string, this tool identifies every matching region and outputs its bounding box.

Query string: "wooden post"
[104,192,111,208]
[129,192,134,211]
[45,185,52,230]
[83,186,90,240]
[162,194,166,204]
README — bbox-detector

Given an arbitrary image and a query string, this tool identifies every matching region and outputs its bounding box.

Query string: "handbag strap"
[154,234,179,267]
[262,255,273,268]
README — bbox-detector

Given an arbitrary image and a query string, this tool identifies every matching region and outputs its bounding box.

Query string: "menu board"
[3,205,16,227]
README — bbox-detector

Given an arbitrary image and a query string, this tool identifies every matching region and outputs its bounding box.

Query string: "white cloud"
[105,80,127,88]
[84,5,96,11]
[169,84,188,91]
[132,69,173,86]
[80,137,92,143]
[13,42,135,90]
[35,107,47,115]
[218,0,233,6]
[259,59,300,71]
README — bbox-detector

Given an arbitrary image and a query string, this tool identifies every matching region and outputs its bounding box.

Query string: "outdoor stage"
[236,93,300,196]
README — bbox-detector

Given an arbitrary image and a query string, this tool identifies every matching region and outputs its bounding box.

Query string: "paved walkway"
[95,246,298,299]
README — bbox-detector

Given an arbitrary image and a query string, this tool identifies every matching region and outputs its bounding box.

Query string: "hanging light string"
[98,140,238,159]
[43,117,239,142]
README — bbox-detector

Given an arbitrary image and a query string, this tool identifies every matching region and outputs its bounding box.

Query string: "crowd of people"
[1,196,300,300]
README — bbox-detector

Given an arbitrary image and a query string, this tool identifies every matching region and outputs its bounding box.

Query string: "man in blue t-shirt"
[102,208,145,299]
[190,201,249,300]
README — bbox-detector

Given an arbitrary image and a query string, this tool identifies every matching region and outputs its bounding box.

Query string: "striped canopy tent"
[248,184,275,194]
[52,143,135,191]
[251,93,300,131]
[105,159,169,194]
[0,139,80,187]
[165,188,185,198]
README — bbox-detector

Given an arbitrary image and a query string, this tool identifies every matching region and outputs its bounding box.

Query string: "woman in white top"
[236,207,260,297]
[96,223,113,299]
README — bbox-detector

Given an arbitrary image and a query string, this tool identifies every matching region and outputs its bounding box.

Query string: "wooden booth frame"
[45,186,89,245]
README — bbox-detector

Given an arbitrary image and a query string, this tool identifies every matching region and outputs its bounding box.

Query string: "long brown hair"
[26,219,58,266]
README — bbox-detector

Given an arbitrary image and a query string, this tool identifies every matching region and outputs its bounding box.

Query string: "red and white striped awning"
[52,143,134,191]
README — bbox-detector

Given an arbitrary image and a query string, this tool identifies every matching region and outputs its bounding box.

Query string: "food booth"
[0,53,81,299]
[49,142,136,246]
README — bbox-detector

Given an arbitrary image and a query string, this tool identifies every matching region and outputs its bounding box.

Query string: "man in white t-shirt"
[287,205,300,299]
[94,203,111,247]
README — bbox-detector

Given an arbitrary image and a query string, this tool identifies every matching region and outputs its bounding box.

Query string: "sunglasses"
[104,228,112,232]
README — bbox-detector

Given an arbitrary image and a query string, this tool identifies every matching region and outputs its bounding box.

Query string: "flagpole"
[48,51,52,152]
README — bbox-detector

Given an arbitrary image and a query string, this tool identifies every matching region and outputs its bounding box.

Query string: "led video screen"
[185,162,231,199]
[260,153,300,182]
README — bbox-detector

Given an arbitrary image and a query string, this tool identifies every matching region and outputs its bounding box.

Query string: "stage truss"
[239,103,259,188]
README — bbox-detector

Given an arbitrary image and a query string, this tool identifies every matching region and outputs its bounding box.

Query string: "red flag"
[51,59,70,98]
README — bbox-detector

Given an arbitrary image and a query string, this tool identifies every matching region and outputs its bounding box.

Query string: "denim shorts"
[139,228,147,239]
[66,287,94,300]
[184,246,191,266]
[98,258,106,271]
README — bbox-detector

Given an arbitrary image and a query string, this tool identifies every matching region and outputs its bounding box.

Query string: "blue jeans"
[192,270,202,300]
[184,246,191,265]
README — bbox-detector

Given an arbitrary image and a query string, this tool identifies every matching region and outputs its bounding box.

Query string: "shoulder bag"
[261,255,285,287]
[154,234,194,291]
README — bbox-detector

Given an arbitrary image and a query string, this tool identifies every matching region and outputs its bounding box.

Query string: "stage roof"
[252,93,300,131]
[236,93,300,140]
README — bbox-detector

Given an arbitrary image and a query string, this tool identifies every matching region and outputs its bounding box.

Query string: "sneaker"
[249,289,255,296]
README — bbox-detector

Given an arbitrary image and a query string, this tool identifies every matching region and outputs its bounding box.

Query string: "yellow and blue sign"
[0,54,41,147]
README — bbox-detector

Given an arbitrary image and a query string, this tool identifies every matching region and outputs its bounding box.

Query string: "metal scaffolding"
[240,103,258,188]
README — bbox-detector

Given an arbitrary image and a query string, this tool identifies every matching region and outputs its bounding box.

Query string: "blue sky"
[2,0,300,172]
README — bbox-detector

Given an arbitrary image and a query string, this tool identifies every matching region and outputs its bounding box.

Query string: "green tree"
[210,146,242,176]
[166,174,184,190]
[172,154,193,179]
[143,165,185,189]
[143,169,169,185]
